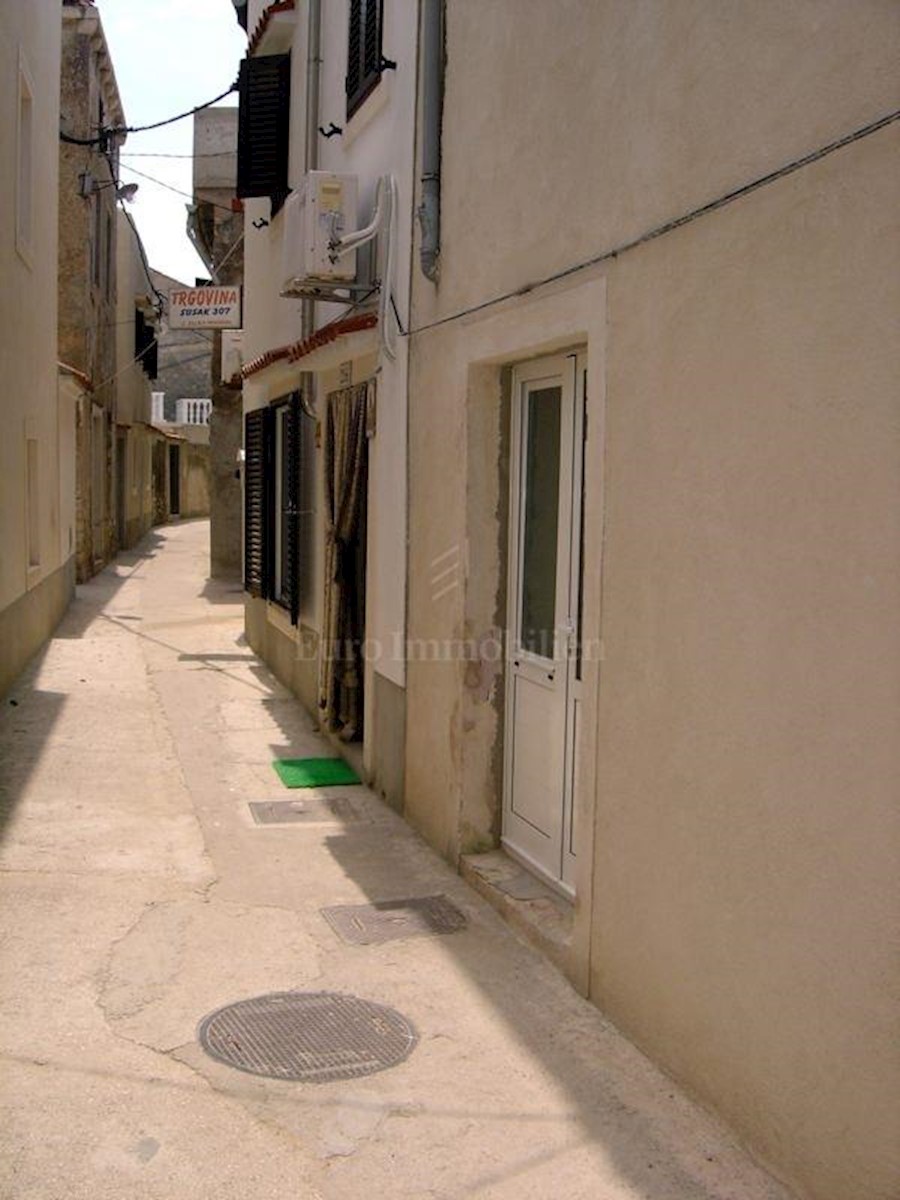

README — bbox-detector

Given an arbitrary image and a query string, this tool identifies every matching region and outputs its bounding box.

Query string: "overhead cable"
[59,81,238,146]
[407,103,900,338]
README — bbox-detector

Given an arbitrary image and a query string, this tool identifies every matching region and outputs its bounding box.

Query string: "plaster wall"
[115,211,153,429]
[192,109,243,580]
[415,0,900,330]
[406,6,900,1198]
[242,0,417,800]
[178,442,211,519]
[59,6,124,579]
[589,129,899,1200]
[0,5,72,685]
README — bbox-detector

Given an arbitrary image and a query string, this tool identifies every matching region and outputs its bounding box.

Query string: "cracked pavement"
[0,521,792,1200]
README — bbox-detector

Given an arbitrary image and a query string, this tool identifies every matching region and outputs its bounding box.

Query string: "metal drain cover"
[248,796,360,825]
[198,991,417,1082]
[321,895,467,945]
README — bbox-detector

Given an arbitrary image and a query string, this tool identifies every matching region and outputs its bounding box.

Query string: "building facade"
[191,106,244,579]
[114,208,158,549]
[0,2,74,696]
[236,5,900,1199]
[59,0,125,581]
[404,6,900,1200]
[239,0,415,801]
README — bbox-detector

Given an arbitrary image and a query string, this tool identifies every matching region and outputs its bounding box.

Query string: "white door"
[503,353,585,896]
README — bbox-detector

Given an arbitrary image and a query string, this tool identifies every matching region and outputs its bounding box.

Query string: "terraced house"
[235,5,900,1199]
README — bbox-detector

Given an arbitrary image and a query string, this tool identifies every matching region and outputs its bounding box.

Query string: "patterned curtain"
[318,383,369,739]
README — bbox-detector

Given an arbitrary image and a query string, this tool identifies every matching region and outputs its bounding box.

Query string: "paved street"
[0,521,789,1200]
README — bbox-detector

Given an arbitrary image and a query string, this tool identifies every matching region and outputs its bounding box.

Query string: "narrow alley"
[0,521,788,1200]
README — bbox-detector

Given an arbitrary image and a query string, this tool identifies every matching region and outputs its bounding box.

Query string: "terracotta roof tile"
[241,312,378,380]
[247,0,296,57]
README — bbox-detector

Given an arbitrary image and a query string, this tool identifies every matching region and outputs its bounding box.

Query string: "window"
[244,393,307,624]
[134,310,158,379]
[16,56,34,261]
[236,53,291,211]
[346,0,384,118]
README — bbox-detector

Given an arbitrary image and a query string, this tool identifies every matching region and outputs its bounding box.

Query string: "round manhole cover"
[197,991,418,1083]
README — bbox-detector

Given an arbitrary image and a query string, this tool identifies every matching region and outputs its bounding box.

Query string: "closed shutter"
[281,391,301,625]
[346,0,383,117]
[237,54,291,202]
[244,406,273,598]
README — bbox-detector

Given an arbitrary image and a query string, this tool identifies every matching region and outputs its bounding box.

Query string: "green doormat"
[273,757,361,788]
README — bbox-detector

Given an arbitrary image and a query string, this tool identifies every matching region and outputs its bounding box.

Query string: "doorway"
[318,383,369,742]
[503,353,586,896]
[168,443,181,516]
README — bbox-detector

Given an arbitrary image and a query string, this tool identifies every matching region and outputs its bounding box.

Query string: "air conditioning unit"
[281,171,358,293]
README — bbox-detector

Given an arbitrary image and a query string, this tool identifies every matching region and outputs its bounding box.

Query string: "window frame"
[244,393,304,626]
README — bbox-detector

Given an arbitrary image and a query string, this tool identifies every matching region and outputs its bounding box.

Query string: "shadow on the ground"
[0,529,168,847]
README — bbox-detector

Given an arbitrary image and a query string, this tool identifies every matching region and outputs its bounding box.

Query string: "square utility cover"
[273,757,361,788]
[248,797,360,825]
[321,895,467,946]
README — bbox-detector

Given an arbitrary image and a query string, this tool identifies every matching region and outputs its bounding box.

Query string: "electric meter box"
[282,171,358,290]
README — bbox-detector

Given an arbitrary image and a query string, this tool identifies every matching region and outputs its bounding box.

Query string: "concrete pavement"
[0,521,792,1200]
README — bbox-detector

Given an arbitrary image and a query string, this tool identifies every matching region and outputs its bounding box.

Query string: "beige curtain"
[318,384,369,738]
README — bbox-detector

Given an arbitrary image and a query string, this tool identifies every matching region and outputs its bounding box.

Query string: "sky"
[95,0,247,284]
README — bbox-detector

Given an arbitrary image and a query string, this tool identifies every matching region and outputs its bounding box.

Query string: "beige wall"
[406,4,900,1199]
[418,0,900,329]
[60,4,124,580]
[178,440,211,520]
[115,212,156,549]
[242,0,418,802]
[591,127,899,1200]
[0,5,73,694]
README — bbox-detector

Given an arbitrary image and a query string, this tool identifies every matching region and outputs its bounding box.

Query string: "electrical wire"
[59,81,237,146]
[99,146,167,312]
[406,102,900,339]
[118,162,239,216]
[120,151,237,159]
[156,350,216,372]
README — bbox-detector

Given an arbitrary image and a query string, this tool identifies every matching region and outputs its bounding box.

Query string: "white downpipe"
[331,173,398,362]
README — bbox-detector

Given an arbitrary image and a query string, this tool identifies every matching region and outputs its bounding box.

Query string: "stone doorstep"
[460,849,573,975]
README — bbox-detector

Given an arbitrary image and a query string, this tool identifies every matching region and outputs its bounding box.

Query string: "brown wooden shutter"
[244,406,273,598]
[346,0,382,117]
[346,0,362,105]
[237,54,291,201]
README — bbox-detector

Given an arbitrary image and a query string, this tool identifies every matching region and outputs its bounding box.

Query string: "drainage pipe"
[417,0,443,281]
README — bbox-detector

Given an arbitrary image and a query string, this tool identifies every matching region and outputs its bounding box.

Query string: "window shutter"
[244,406,273,598]
[346,0,382,118]
[363,0,380,79]
[281,391,302,625]
[237,54,291,201]
[346,0,362,106]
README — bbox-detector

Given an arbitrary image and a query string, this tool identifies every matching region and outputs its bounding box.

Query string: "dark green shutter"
[237,54,291,200]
